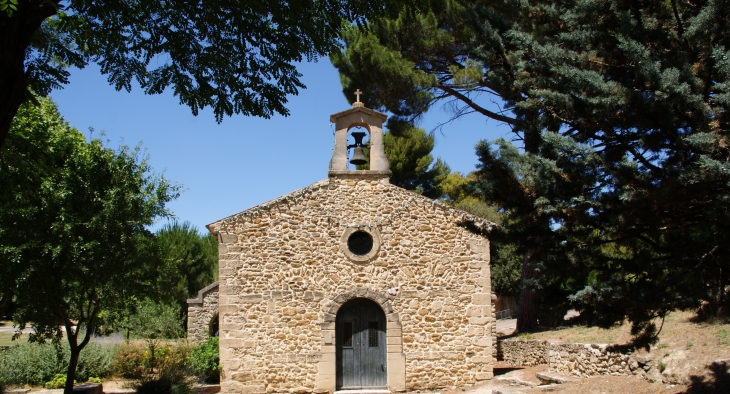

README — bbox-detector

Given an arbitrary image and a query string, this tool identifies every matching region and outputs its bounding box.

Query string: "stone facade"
[187,281,220,342]
[206,105,494,394]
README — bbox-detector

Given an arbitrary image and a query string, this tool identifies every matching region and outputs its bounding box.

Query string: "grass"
[0,331,26,347]
[0,320,27,347]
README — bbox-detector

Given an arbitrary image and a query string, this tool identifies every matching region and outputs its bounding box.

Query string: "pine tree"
[333,0,730,337]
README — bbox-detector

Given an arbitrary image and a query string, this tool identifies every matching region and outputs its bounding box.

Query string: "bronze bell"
[349,131,368,165]
[350,146,368,165]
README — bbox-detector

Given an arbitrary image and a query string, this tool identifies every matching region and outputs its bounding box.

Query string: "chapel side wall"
[187,285,219,342]
[214,177,492,393]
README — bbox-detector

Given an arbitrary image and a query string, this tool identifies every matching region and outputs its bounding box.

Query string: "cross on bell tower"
[353,89,364,108]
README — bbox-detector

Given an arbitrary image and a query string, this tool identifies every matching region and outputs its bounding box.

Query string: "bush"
[186,337,220,383]
[87,377,102,384]
[111,343,146,378]
[0,342,64,385]
[45,374,73,389]
[0,341,115,386]
[0,376,6,394]
[76,343,115,382]
[155,343,192,372]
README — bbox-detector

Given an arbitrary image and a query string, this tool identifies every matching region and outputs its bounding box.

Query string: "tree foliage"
[128,299,184,373]
[0,97,179,393]
[154,221,218,313]
[334,0,730,338]
[0,0,425,150]
[356,119,450,198]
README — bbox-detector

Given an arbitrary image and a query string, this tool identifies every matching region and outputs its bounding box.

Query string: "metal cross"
[354,89,362,102]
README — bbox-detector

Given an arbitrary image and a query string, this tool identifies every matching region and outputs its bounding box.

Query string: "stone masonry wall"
[498,339,634,377]
[549,343,632,377]
[498,339,550,366]
[208,175,494,393]
[187,282,219,342]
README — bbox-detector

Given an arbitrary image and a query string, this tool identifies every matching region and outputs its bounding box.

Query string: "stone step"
[194,384,221,393]
[495,375,539,387]
[535,372,577,385]
[493,388,527,394]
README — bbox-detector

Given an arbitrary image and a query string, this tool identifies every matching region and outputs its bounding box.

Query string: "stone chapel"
[188,99,496,393]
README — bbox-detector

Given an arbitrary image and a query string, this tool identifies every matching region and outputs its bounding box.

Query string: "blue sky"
[51,60,511,233]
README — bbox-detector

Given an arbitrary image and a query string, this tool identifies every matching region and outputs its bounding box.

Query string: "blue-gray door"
[336,298,387,389]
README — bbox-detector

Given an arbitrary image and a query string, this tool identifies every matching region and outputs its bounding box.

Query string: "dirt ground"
[471,311,730,394]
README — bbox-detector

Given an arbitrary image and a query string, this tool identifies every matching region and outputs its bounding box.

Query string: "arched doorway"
[336,298,387,389]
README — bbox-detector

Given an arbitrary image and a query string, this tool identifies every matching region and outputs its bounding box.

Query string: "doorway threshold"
[334,390,391,394]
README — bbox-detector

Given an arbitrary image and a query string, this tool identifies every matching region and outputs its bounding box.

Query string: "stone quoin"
[188,99,496,393]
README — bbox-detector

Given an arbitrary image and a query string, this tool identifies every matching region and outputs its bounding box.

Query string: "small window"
[368,321,378,347]
[343,322,353,347]
[348,231,373,255]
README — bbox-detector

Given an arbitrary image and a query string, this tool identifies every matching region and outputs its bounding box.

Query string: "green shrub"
[111,343,146,378]
[45,374,74,389]
[87,377,102,383]
[186,337,220,383]
[0,342,64,385]
[76,343,115,382]
[0,341,115,386]
[155,343,192,372]
[0,376,6,394]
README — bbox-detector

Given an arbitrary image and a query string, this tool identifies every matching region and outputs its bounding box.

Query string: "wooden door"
[336,298,387,389]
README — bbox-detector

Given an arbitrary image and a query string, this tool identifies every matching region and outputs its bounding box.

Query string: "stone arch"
[208,312,219,337]
[346,122,372,135]
[316,287,405,393]
[323,287,394,320]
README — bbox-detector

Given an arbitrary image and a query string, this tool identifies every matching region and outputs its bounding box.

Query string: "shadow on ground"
[493,366,524,376]
[682,361,730,393]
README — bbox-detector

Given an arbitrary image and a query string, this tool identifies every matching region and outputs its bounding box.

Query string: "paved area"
[496,318,516,335]
[0,324,33,333]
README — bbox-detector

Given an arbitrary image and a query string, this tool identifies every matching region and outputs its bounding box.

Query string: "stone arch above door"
[322,287,395,322]
[316,287,405,393]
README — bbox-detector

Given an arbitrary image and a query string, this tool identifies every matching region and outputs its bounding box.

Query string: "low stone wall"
[549,343,632,377]
[498,339,550,366]
[498,339,634,377]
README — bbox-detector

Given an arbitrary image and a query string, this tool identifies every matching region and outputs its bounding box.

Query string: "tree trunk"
[64,345,81,394]
[516,250,539,333]
[62,310,95,394]
[0,2,58,150]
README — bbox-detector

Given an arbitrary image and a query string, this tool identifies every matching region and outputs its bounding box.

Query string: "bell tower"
[328,90,390,178]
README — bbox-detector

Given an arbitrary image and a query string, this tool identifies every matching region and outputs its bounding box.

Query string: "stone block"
[387,336,403,345]
[388,353,407,391]
[386,312,400,322]
[471,293,491,305]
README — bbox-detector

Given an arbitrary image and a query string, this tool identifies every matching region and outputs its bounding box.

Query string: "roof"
[205,178,495,235]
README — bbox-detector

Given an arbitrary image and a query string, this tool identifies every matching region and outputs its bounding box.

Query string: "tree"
[0,97,179,394]
[128,299,184,373]
[334,0,730,338]
[154,221,218,313]
[0,0,426,150]
[356,118,450,197]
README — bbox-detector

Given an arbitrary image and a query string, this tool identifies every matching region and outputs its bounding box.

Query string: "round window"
[347,231,373,255]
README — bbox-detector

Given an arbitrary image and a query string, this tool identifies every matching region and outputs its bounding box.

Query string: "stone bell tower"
[328,90,390,177]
